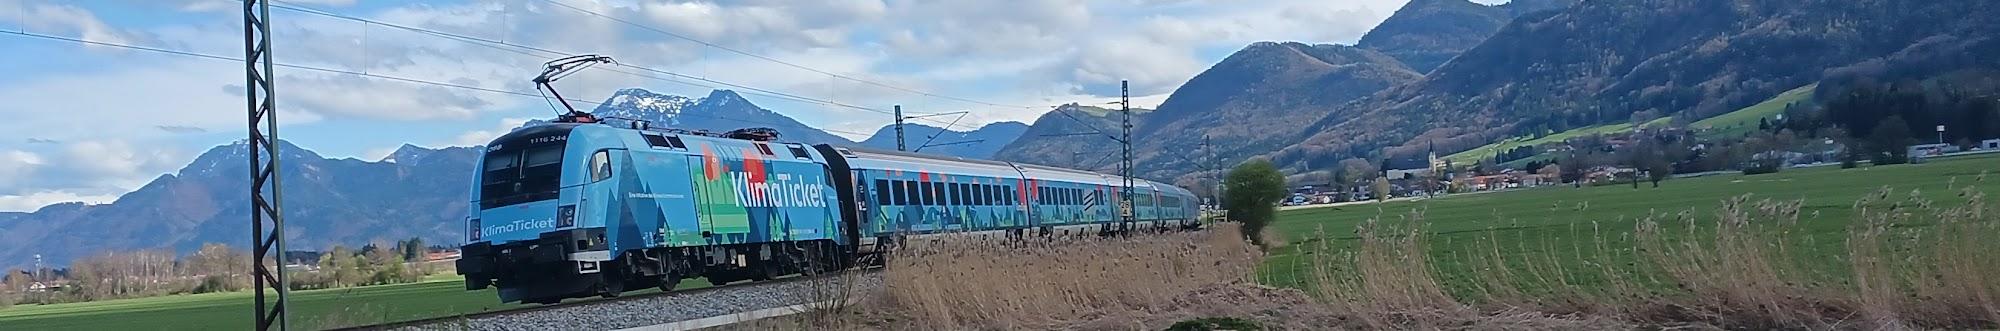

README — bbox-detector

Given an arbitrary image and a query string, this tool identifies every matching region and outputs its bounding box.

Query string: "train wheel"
[599,281,623,298]
[657,276,682,292]
[465,277,491,290]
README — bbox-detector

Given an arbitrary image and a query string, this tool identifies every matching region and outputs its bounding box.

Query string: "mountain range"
[1356,0,1580,73]
[1272,0,2000,175]
[0,90,1030,267]
[991,104,1152,172]
[857,122,1029,159]
[0,142,478,268]
[11,0,1999,266]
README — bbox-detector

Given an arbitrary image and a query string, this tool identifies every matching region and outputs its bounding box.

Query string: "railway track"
[331,270,878,331]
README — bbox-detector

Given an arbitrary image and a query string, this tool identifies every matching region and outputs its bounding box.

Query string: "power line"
[0,28,876,138]
[536,0,1039,111]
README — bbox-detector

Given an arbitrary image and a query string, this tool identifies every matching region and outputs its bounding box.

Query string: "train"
[455,116,1200,304]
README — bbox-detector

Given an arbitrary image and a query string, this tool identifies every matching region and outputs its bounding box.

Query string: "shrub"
[1224,160,1287,247]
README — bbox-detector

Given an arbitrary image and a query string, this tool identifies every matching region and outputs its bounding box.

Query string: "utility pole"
[896,104,912,151]
[244,0,290,330]
[1205,135,1219,208]
[894,105,905,151]
[1119,80,1135,227]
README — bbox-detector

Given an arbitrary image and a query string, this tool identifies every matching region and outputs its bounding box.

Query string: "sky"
[0,0,1508,212]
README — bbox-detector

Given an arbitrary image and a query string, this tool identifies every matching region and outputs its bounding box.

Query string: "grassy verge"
[0,273,709,330]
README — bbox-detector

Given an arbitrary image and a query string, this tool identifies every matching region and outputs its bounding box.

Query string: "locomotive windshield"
[480,146,564,209]
[479,124,575,209]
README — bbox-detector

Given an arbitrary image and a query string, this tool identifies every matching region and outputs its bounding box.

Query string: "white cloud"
[56,140,188,193]
[0,140,185,211]
[0,0,1429,210]
[451,117,534,147]
[0,150,44,191]
[0,191,118,213]
[18,2,147,46]
[172,0,358,12]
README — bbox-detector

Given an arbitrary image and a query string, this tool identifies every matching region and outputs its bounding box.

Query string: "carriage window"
[892,181,909,205]
[588,151,612,182]
[980,184,992,205]
[946,183,960,206]
[930,182,944,205]
[874,180,891,205]
[944,182,960,205]
[1001,185,1011,205]
[960,183,973,205]
[665,136,687,149]
[902,181,919,205]
[920,182,936,205]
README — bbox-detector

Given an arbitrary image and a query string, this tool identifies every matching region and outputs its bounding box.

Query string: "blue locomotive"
[456,118,1199,304]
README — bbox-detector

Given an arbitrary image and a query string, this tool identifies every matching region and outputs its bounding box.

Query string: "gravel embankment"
[395,272,881,331]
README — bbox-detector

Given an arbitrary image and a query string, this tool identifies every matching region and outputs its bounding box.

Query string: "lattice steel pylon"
[1119,80,1134,227]
[244,0,291,330]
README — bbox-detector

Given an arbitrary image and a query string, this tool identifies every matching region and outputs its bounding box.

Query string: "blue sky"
[0,0,1505,211]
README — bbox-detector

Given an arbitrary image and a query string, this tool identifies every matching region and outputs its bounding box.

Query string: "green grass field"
[1260,153,2000,291]
[0,274,709,330]
[1441,117,1672,166]
[1692,84,1816,139]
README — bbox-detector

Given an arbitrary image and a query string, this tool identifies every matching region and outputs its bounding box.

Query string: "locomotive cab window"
[588,151,612,182]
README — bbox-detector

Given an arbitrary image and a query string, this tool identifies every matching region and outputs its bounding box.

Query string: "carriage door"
[686,155,722,244]
[583,149,647,248]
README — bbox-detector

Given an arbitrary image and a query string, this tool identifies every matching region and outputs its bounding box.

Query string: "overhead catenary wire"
[0,28,875,138]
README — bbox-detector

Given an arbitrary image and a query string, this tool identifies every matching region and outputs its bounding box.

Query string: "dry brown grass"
[727,183,1999,330]
[876,225,1264,330]
[719,224,1271,331]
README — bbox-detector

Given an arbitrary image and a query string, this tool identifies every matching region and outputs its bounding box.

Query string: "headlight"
[468,218,482,241]
[557,205,577,228]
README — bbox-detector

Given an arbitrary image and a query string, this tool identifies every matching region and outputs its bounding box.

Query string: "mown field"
[1440,117,1672,166]
[1443,84,1815,167]
[1690,84,1816,139]
[1261,152,2000,292]
[0,274,709,330]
